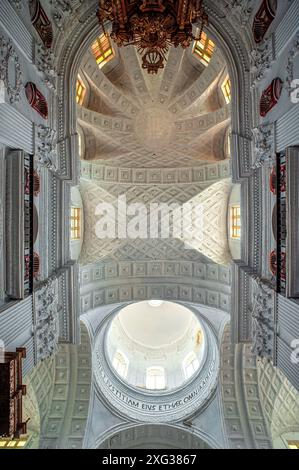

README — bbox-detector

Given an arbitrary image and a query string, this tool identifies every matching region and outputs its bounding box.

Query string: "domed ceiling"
[105,301,206,392]
[117,300,194,348]
[77,36,232,313]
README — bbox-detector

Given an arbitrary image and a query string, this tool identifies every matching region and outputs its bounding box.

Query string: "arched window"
[91,33,114,68]
[76,75,86,105]
[221,75,232,104]
[146,367,166,390]
[287,440,299,450]
[273,432,299,449]
[71,207,81,240]
[183,352,200,380]
[193,32,215,66]
[112,351,129,379]
[230,205,241,240]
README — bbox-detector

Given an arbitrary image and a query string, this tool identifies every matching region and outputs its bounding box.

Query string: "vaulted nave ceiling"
[77,41,230,166]
[77,30,233,313]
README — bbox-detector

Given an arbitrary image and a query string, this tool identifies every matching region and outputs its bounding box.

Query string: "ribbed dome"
[106,301,205,392]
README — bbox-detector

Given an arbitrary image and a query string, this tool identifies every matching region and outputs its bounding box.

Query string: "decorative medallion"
[253,0,277,44]
[0,36,22,103]
[25,82,48,119]
[260,78,283,117]
[29,0,53,48]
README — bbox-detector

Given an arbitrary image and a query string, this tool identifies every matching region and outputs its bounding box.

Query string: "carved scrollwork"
[0,36,22,103]
[35,124,58,171]
[251,123,275,168]
[35,43,57,91]
[49,0,83,31]
[250,36,274,88]
[33,278,60,361]
[285,34,299,97]
[221,0,255,28]
[250,277,276,360]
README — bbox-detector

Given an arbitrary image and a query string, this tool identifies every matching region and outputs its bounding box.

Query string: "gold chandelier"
[97,0,209,74]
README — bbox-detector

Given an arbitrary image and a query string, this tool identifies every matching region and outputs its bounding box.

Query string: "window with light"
[221,75,231,104]
[288,441,299,450]
[112,351,129,379]
[91,33,114,68]
[71,207,81,240]
[230,205,241,239]
[183,352,200,380]
[76,75,86,105]
[146,367,166,390]
[0,439,27,448]
[193,32,215,66]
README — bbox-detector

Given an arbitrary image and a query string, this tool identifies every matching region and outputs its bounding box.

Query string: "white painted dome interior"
[106,301,205,392]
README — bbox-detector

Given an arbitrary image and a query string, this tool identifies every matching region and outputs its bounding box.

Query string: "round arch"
[53,0,252,184]
[96,423,215,449]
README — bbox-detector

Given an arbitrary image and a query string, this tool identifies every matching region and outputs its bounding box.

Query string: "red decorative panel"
[24,255,30,282]
[269,249,277,276]
[260,78,283,117]
[269,166,276,194]
[253,0,277,43]
[24,168,30,195]
[29,0,53,48]
[280,251,286,282]
[279,162,286,193]
[33,253,40,278]
[33,171,41,196]
[25,82,48,119]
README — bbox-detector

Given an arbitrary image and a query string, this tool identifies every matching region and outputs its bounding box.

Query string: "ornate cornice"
[250,277,276,361]
[35,125,58,171]
[80,160,230,186]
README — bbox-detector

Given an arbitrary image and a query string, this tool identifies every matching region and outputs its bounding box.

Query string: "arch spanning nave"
[0,0,299,450]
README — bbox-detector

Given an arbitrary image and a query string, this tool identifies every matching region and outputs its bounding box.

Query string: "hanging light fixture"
[97,0,209,74]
